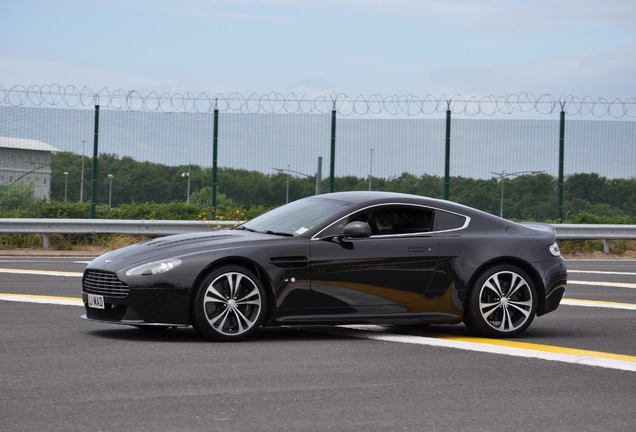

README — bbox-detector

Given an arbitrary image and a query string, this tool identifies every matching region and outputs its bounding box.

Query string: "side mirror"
[342,221,371,238]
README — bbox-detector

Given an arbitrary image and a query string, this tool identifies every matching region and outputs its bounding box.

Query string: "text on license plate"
[88,294,105,309]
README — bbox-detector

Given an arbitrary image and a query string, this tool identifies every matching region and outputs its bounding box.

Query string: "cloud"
[216,0,636,31]
[429,43,636,97]
[0,54,167,91]
[3,0,635,99]
[103,0,636,30]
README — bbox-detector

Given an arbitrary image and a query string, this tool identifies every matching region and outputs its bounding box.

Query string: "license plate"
[87,294,105,309]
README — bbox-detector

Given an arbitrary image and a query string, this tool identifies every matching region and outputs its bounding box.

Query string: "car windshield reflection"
[239,196,351,236]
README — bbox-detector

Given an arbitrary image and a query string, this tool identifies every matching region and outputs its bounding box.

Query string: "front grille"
[83,270,129,298]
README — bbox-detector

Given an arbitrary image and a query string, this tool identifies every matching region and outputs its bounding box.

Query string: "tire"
[464,265,537,338]
[191,265,266,341]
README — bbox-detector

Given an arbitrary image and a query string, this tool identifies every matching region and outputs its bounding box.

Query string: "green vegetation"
[1,151,635,252]
[3,151,636,221]
[36,151,636,218]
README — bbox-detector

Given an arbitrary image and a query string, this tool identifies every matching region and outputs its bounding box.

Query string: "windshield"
[239,196,351,236]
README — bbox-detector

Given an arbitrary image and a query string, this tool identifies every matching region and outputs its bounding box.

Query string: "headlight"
[126,258,182,276]
[548,242,561,257]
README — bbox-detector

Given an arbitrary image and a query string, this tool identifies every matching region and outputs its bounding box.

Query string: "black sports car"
[81,191,567,341]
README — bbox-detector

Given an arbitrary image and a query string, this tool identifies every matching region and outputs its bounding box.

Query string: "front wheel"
[464,265,537,338]
[191,265,266,341]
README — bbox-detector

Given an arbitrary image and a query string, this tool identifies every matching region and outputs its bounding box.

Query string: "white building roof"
[0,137,59,152]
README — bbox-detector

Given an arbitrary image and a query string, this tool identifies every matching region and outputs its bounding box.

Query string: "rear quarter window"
[433,210,467,231]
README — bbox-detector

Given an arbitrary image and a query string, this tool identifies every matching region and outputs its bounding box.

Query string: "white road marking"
[561,299,636,310]
[568,270,636,276]
[1,293,634,372]
[568,280,636,289]
[332,325,636,372]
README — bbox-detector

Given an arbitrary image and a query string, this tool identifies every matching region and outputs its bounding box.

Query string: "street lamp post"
[273,165,315,204]
[107,174,113,209]
[490,170,544,218]
[181,164,191,205]
[64,172,69,201]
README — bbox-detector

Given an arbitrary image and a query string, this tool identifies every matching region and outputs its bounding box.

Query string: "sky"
[1,0,636,100]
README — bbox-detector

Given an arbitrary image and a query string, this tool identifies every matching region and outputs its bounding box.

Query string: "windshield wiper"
[236,226,293,237]
[235,226,257,232]
[264,230,294,237]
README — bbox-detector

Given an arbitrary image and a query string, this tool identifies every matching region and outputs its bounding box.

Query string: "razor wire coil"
[1,84,635,118]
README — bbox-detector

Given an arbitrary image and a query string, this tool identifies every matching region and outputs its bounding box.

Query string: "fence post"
[558,105,565,222]
[316,156,322,195]
[90,105,100,219]
[330,107,336,193]
[444,105,451,200]
[212,106,219,208]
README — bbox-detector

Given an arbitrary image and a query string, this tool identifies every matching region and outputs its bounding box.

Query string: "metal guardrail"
[0,219,635,252]
[555,224,636,253]
[554,224,636,240]
[0,218,241,249]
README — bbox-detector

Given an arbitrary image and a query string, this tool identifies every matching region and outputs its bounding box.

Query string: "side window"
[319,206,465,237]
[432,210,467,231]
[371,206,434,235]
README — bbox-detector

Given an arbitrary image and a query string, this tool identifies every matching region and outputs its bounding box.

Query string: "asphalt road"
[1,256,634,432]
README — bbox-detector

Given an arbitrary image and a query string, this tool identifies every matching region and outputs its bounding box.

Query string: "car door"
[307,204,440,314]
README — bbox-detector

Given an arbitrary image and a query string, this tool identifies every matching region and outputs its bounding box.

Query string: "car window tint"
[318,205,467,237]
[432,210,467,231]
[371,206,434,235]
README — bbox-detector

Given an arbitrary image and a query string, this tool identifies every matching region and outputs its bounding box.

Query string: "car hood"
[87,230,288,271]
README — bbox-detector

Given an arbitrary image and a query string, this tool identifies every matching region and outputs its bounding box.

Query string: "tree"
[0,182,43,216]
[504,173,557,221]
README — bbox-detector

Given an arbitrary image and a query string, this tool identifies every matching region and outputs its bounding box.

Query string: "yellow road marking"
[431,334,636,363]
[0,293,83,306]
[0,268,83,277]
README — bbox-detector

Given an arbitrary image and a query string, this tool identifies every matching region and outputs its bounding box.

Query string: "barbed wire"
[1,84,635,118]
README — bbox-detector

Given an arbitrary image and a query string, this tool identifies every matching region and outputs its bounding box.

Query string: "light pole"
[64,172,69,201]
[107,174,113,209]
[181,164,191,205]
[273,165,315,204]
[490,170,544,218]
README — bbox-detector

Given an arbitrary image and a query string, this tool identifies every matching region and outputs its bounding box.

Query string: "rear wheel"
[464,265,537,338]
[191,265,266,341]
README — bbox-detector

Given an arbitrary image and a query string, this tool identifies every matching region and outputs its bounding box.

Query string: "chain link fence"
[1,85,635,220]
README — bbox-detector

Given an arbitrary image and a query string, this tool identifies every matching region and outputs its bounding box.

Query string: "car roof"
[313,191,465,211]
[311,191,508,225]
[315,190,429,204]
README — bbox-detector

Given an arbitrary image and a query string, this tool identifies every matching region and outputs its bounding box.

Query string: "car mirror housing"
[343,221,372,238]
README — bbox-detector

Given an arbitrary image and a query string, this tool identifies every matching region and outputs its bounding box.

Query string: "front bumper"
[81,286,192,327]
